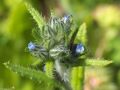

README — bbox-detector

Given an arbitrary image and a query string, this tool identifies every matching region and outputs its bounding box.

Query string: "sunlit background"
[0,0,120,90]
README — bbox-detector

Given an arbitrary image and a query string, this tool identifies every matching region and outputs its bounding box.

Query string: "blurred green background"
[0,0,120,90]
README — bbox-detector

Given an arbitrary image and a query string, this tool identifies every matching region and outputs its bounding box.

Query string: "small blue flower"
[28,42,36,51]
[63,15,69,23]
[76,44,85,54]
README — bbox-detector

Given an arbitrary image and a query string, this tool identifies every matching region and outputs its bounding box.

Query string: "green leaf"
[25,2,45,29]
[3,62,62,89]
[85,59,112,66]
[75,23,87,45]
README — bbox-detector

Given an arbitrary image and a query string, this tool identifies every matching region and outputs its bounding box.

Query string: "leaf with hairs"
[75,23,87,45]
[25,2,45,29]
[3,62,63,89]
[85,59,112,66]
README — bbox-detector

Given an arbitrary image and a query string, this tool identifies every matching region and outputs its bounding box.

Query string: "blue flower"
[28,42,36,51]
[63,15,69,23]
[76,44,85,54]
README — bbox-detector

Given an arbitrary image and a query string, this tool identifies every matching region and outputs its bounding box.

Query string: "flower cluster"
[28,15,85,62]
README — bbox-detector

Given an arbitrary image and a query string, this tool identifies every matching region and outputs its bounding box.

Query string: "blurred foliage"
[0,0,120,90]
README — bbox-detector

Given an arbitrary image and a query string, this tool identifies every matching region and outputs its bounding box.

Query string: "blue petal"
[63,15,69,23]
[76,44,85,54]
[28,42,36,51]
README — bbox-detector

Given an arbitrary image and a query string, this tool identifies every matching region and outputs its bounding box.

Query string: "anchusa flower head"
[70,43,85,56]
[28,14,85,61]
[28,41,48,60]
[62,15,72,24]
[28,42,36,51]
[75,44,85,54]
[62,15,69,23]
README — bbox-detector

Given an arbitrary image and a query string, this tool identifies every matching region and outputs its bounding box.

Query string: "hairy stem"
[71,66,85,90]
[45,60,54,79]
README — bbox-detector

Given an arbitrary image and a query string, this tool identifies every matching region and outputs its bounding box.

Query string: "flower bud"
[76,44,85,54]
[28,42,36,51]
